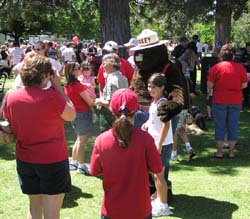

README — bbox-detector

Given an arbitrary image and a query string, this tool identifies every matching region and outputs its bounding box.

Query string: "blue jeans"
[162,144,172,190]
[171,115,179,135]
[134,110,149,128]
[212,104,242,141]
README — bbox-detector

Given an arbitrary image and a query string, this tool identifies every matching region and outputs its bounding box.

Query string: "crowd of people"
[0,30,249,218]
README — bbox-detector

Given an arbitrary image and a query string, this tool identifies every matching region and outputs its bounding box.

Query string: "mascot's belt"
[139,105,150,111]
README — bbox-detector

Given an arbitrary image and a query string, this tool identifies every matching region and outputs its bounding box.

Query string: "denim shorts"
[16,159,71,195]
[161,143,173,167]
[171,115,179,134]
[72,111,96,136]
[212,103,242,141]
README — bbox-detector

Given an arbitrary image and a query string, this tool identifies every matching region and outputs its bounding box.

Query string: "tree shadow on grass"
[170,194,238,219]
[62,185,93,208]
[171,145,250,176]
[0,143,15,160]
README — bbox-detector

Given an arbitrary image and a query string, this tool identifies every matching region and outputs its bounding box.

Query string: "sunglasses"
[33,48,41,51]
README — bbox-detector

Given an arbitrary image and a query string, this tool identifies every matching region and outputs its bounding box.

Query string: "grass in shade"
[0,76,250,219]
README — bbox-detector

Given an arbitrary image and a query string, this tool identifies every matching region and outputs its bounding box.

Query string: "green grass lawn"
[0,77,250,219]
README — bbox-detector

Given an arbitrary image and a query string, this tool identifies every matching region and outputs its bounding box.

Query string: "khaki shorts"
[177,109,188,128]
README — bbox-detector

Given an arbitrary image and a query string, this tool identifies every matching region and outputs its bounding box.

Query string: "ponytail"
[112,108,133,148]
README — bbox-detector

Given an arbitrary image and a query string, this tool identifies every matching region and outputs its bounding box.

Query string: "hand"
[156,143,162,154]
[95,98,103,109]
[95,98,102,105]
[50,71,62,90]
[141,123,148,131]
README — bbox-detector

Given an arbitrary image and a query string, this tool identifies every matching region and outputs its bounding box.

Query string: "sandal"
[228,154,235,159]
[213,153,223,159]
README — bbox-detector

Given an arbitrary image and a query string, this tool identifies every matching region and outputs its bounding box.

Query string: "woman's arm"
[182,62,187,75]
[242,82,248,89]
[207,80,214,89]
[156,121,170,153]
[80,90,95,107]
[50,71,76,121]
[95,97,109,108]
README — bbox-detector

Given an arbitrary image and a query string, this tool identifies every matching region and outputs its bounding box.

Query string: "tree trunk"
[99,0,131,47]
[214,0,232,46]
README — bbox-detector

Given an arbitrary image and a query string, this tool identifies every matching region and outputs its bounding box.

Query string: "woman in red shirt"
[64,62,96,174]
[207,44,248,158]
[90,88,162,219]
[4,52,76,219]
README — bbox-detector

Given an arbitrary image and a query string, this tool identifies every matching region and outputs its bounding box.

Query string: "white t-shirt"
[196,42,203,53]
[147,97,173,146]
[127,56,136,69]
[62,47,75,62]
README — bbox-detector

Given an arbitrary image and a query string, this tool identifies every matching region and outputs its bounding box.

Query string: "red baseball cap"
[110,88,139,116]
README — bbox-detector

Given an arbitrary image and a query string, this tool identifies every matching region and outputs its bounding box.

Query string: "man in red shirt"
[97,41,134,97]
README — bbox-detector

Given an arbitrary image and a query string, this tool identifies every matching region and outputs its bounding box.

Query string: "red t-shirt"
[4,87,67,164]
[64,81,89,112]
[97,57,134,86]
[90,127,162,219]
[208,61,248,104]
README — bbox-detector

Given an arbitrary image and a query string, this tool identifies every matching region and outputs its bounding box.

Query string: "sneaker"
[152,203,173,217]
[69,162,78,171]
[188,149,196,160]
[151,198,159,208]
[77,164,90,175]
[171,154,179,161]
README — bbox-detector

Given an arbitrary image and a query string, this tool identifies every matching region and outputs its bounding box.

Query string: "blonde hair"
[20,52,53,87]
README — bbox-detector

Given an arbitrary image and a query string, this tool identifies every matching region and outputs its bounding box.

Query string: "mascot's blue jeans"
[134,109,150,128]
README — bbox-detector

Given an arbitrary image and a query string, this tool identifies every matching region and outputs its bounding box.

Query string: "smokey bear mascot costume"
[130,29,185,202]
[130,29,184,127]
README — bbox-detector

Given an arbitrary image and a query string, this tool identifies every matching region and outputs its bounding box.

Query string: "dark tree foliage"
[132,0,247,44]
[0,0,71,41]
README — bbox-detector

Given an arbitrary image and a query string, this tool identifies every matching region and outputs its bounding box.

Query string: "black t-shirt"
[172,44,186,59]
[240,50,250,72]
[0,50,8,60]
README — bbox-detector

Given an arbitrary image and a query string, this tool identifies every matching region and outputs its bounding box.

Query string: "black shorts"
[16,159,71,195]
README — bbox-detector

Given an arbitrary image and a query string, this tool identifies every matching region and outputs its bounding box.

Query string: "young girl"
[90,88,162,219]
[78,62,97,122]
[142,73,173,216]
[64,61,96,175]
[78,62,96,98]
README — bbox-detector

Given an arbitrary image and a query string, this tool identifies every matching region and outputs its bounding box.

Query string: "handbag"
[0,120,15,144]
